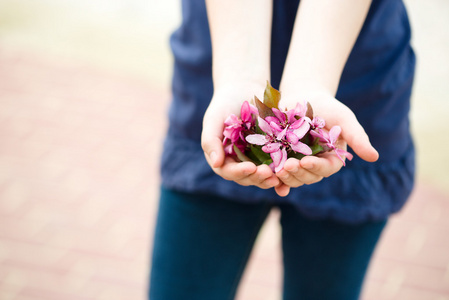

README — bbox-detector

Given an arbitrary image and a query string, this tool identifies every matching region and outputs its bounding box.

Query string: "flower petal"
[329,126,342,144]
[312,117,325,129]
[223,126,242,142]
[310,129,329,143]
[265,116,279,125]
[271,149,281,168]
[240,101,251,122]
[262,142,281,153]
[285,109,297,124]
[249,104,259,116]
[257,117,273,135]
[224,143,234,155]
[224,114,240,126]
[272,108,286,123]
[276,126,288,140]
[286,111,295,124]
[303,116,312,125]
[292,121,310,139]
[290,118,304,129]
[290,141,312,155]
[272,148,288,173]
[245,134,268,145]
[335,148,353,166]
[286,131,299,144]
[299,101,308,116]
[270,121,283,132]
[294,102,307,118]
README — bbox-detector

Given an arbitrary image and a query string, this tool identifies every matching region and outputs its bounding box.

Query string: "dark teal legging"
[149,188,387,300]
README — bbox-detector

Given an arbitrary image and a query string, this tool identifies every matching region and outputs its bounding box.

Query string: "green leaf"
[310,143,324,156]
[263,81,281,109]
[246,151,262,165]
[262,159,273,166]
[288,151,305,160]
[249,145,271,163]
[233,145,251,162]
[254,95,275,119]
[255,120,265,134]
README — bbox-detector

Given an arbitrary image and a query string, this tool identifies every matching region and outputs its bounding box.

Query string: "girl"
[150,0,415,299]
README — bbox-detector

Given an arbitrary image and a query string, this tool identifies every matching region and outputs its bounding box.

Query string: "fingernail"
[210,151,217,164]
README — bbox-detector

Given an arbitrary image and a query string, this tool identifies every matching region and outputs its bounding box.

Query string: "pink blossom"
[245,117,289,172]
[222,86,354,170]
[310,126,353,165]
[266,103,310,130]
[222,101,258,154]
[280,101,308,121]
[223,114,242,143]
[310,126,340,148]
[266,106,313,156]
[311,116,325,129]
[287,119,312,155]
[246,112,312,172]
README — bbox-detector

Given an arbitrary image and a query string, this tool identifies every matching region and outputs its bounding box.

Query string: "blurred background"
[0,0,448,299]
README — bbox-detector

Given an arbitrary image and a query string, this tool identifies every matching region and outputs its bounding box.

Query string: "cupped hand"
[275,149,346,196]
[275,90,379,195]
[201,83,289,194]
[202,86,378,197]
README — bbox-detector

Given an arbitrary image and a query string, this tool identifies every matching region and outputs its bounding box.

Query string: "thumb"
[340,113,379,162]
[201,114,226,168]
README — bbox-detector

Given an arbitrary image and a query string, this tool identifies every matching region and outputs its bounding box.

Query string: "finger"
[238,164,280,188]
[201,113,226,168]
[339,111,379,162]
[277,159,303,187]
[300,153,343,178]
[280,168,323,186]
[276,168,304,187]
[212,157,257,181]
[275,183,291,197]
[258,175,281,189]
[280,158,323,185]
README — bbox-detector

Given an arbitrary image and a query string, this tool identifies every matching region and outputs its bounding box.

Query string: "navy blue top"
[161,0,416,224]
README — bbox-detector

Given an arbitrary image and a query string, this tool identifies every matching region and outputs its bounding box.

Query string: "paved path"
[0,49,448,300]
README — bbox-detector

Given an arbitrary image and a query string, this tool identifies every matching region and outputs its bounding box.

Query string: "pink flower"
[265,106,313,156]
[245,117,288,172]
[266,103,309,127]
[310,126,353,165]
[280,101,308,121]
[310,126,339,148]
[286,118,312,155]
[223,139,246,155]
[311,117,325,129]
[222,101,258,154]
[223,114,243,143]
[245,112,312,172]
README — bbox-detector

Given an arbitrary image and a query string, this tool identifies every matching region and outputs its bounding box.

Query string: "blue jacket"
[161,0,416,224]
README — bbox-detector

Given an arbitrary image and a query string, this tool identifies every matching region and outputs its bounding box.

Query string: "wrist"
[280,78,336,98]
[278,79,337,110]
[213,78,269,102]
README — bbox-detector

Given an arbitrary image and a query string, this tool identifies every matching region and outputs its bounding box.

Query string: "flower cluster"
[222,82,353,172]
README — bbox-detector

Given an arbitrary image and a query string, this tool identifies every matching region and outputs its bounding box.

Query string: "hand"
[201,83,287,192]
[274,90,379,195]
[274,150,346,196]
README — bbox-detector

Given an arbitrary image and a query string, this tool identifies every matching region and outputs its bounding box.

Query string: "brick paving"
[0,49,448,300]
